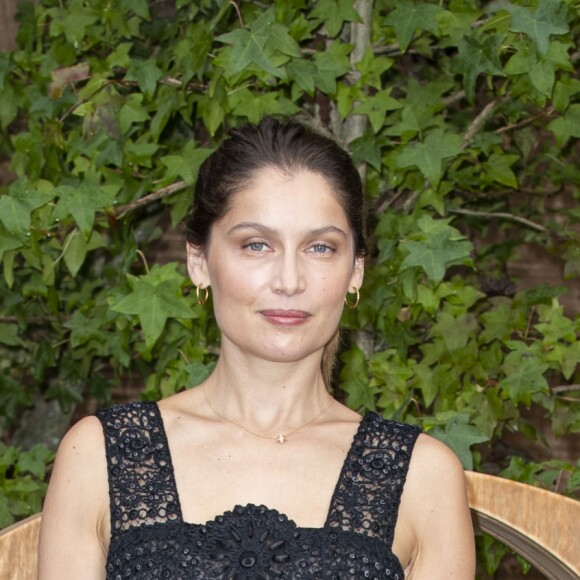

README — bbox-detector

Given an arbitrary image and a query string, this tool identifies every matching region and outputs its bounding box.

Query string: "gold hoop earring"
[196,286,210,305]
[344,288,360,309]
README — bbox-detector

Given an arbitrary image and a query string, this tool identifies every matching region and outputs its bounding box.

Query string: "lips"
[259,309,311,326]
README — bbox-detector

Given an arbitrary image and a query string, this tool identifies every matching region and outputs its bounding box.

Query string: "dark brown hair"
[185,116,366,386]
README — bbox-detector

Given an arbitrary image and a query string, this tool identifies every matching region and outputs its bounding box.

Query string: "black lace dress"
[96,402,420,579]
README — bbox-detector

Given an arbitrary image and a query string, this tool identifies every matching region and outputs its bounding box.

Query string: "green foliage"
[0,444,53,528]
[1,0,579,572]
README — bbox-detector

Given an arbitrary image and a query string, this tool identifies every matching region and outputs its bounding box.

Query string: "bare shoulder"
[397,433,475,578]
[408,433,466,484]
[402,433,468,521]
[38,416,109,579]
[57,415,106,459]
[43,415,108,518]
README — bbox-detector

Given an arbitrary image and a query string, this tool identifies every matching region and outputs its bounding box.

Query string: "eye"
[309,243,334,254]
[245,241,267,252]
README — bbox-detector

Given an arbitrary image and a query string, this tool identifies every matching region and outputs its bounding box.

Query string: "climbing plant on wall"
[0,0,579,572]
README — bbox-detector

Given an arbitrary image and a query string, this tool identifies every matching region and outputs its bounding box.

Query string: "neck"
[202,343,331,432]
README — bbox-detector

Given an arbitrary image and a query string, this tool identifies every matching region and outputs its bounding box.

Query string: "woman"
[38,117,475,579]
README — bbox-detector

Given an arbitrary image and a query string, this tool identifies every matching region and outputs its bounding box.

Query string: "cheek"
[317,272,351,301]
[208,257,264,305]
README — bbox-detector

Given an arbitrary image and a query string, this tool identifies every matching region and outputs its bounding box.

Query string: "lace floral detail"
[327,412,421,547]
[96,402,181,532]
[201,505,293,578]
[97,404,420,579]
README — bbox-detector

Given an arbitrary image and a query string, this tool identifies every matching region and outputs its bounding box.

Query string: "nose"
[271,251,306,295]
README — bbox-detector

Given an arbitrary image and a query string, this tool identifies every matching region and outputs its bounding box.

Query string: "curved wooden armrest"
[466,471,580,580]
[0,513,41,580]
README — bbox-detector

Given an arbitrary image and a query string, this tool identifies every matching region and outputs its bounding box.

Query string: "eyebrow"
[227,222,348,239]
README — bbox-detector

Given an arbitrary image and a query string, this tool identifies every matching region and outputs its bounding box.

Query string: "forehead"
[217,168,350,231]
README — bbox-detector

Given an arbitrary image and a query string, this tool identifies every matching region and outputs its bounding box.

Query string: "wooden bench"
[0,472,579,580]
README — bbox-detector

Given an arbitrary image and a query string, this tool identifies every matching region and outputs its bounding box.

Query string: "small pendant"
[276,434,288,444]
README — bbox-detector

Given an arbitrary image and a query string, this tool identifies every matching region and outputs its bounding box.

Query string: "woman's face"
[187,167,364,364]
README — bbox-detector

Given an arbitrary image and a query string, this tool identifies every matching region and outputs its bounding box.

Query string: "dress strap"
[96,401,182,534]
[326,412,421,548]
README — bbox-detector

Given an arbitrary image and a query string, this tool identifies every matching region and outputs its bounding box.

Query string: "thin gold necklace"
[202,383,334,444]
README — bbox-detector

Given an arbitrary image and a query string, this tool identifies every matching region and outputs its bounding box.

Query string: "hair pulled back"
[185,116,366,258]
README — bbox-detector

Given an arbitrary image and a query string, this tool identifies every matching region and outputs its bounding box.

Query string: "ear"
[186,243,210,288]
[348,256,365,292]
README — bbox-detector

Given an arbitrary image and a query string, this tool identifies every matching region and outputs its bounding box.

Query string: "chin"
[251,341,322,364]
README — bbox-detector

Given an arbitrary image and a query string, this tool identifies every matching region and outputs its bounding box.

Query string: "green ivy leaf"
[561,343,580,380]
[15,445,53,479]
[384,1,443,52]
[480,300,517,344]
[63,229,88,277]
[349,131,382,171]
[48,8,98,45]
[501,456,542,485]
[0,223,24,261]
[355,50,394,90]
[400,231,459,281]
[400,217,472,283]
[430,312,478,351]
[268,23,302,58]
[133,59,163,100]
[553,77,580,112]
[184,361,216,388]
[0,197,32,234]
[397,128,462,185]
[535,303,576,345]
[547,104,580,146]
[139,263,185,286]
[3,249,16,288]
[231,90,300,125]
[54,184,115,237]
[429,414,488,470]
[119,94,150,134]
[451,34,506,103]
[0,497,14,529]
[310,0,362,38]
[499,348,550,405]
[312,42,352,95]
[506,0,569,56]
[436,7,481,42]
[112,278,196,348]
[120,0,150,21]
[162,142,213,186]
[0,84,18,129]
[287,59,317,94]
[412,361,448,407]
[568,467,580,492]
[174,24,213,81]
[63,310,105,348]
[482,153,519,188]
[0,323,23,347]
[384,105,439,140]
[340,346,376,412]
[529,59,555,98]
[352,89,402,133]
[197,95,227,137]
[217,10,285,78]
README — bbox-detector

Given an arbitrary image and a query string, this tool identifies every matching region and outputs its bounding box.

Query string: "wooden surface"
[0,513,41,580]
[466,471,580,580]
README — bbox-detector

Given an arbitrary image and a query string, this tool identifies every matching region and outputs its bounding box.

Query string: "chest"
[170,434,350,528]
